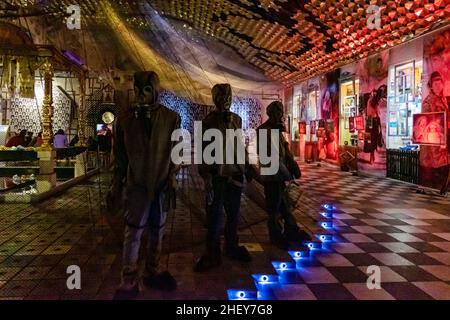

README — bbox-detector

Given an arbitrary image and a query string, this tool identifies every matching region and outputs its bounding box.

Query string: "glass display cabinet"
[306,84,319,142]
[387,60,422,148]
[339,78,360,146]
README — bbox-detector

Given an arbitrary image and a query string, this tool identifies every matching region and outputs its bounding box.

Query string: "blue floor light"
[227,289,257,300]
[316,234,333,242]
[306,241,322,250]
[320,221,333,229]
[288,250,310,260]
[252,274,279,286]
[320,211,333,219]
[272,261,296,271]
[322,203,336,211]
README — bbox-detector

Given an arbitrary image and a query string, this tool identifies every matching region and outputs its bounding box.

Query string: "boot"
[269,230,289,250]
[225,245,252,262]
[142,271,177,292]
[113,271,139,300]
[286,229,312,244]
[194,254,222,272]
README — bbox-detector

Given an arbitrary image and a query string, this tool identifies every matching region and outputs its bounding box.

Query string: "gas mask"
[212,83,232,124]
[133,71,160,137]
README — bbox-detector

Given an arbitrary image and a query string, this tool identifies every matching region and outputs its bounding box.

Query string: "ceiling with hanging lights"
[147,0,450,85]
[2,0,450,91]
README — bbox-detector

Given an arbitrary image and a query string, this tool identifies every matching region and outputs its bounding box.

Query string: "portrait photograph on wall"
[412,112,447,146]
[299,121,307,134]
[356,51,389,175]
[319,69,340,160]
[419,28,450,190]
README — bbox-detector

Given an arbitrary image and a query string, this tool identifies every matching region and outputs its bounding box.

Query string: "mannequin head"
[267,100,284,124]
[212,83,232,111]
[134,71,160,105]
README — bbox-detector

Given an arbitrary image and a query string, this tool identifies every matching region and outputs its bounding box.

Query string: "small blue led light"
[280,263,287,270]
[321,221,333,228]
[252,274,278,285]
[227,289,257,300]
[308,243,314,249]
[320,211,333,218]
[316,234,333,242]
[322,203,336,211]
[289,250,309,259]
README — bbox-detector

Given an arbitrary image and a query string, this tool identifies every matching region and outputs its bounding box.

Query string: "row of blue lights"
[228,203,337,300]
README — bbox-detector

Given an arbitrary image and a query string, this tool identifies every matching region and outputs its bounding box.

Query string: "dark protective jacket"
[257,120,300,182]
[112,104,181,201]
[199,110,246,178]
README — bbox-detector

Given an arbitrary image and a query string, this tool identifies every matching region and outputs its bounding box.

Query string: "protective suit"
[257,101,311,249]
[195,83,252,272]
[108,71,180,298]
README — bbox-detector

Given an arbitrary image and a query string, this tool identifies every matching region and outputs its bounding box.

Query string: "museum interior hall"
[0,0,449,301]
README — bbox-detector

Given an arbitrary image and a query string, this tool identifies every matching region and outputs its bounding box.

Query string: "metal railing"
[386,149,420,184]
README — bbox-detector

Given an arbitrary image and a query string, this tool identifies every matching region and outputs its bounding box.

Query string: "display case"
[387,60,423,148]
[339,78,360,146]
[306,84,319,142]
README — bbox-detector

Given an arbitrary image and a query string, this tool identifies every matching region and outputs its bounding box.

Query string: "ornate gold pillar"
[36,57,57,192]
[40,58,54,150]
[78,73,87,146]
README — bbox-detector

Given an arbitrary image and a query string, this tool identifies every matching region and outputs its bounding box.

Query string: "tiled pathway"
[0,163,449,300]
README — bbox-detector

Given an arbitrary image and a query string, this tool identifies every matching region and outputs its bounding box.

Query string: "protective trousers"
[206,176,243,257]
[121,186,167,281]
[263,180,299,241]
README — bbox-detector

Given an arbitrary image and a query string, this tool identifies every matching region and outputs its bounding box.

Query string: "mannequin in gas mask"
[195,83,253,272]
[108,71,180,298]
[257,101,311,250]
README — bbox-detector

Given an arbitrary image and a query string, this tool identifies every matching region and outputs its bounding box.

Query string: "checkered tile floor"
[0,163,449,300]
[266,163,450,300]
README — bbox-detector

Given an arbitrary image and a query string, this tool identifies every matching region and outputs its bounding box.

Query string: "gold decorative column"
[78,74,87,146]
[75,74,88,177]
[41,58,54,150]
[36,57,57,193]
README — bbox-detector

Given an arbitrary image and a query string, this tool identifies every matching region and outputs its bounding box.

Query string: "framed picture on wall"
[326,119,334,132]
[358,131,364,140]
[355,116,364,131]
[349,116,355,132]
[317,127,325,138]
[310,120,316,134]
[299,121,307,134]
[412,112,447,146]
